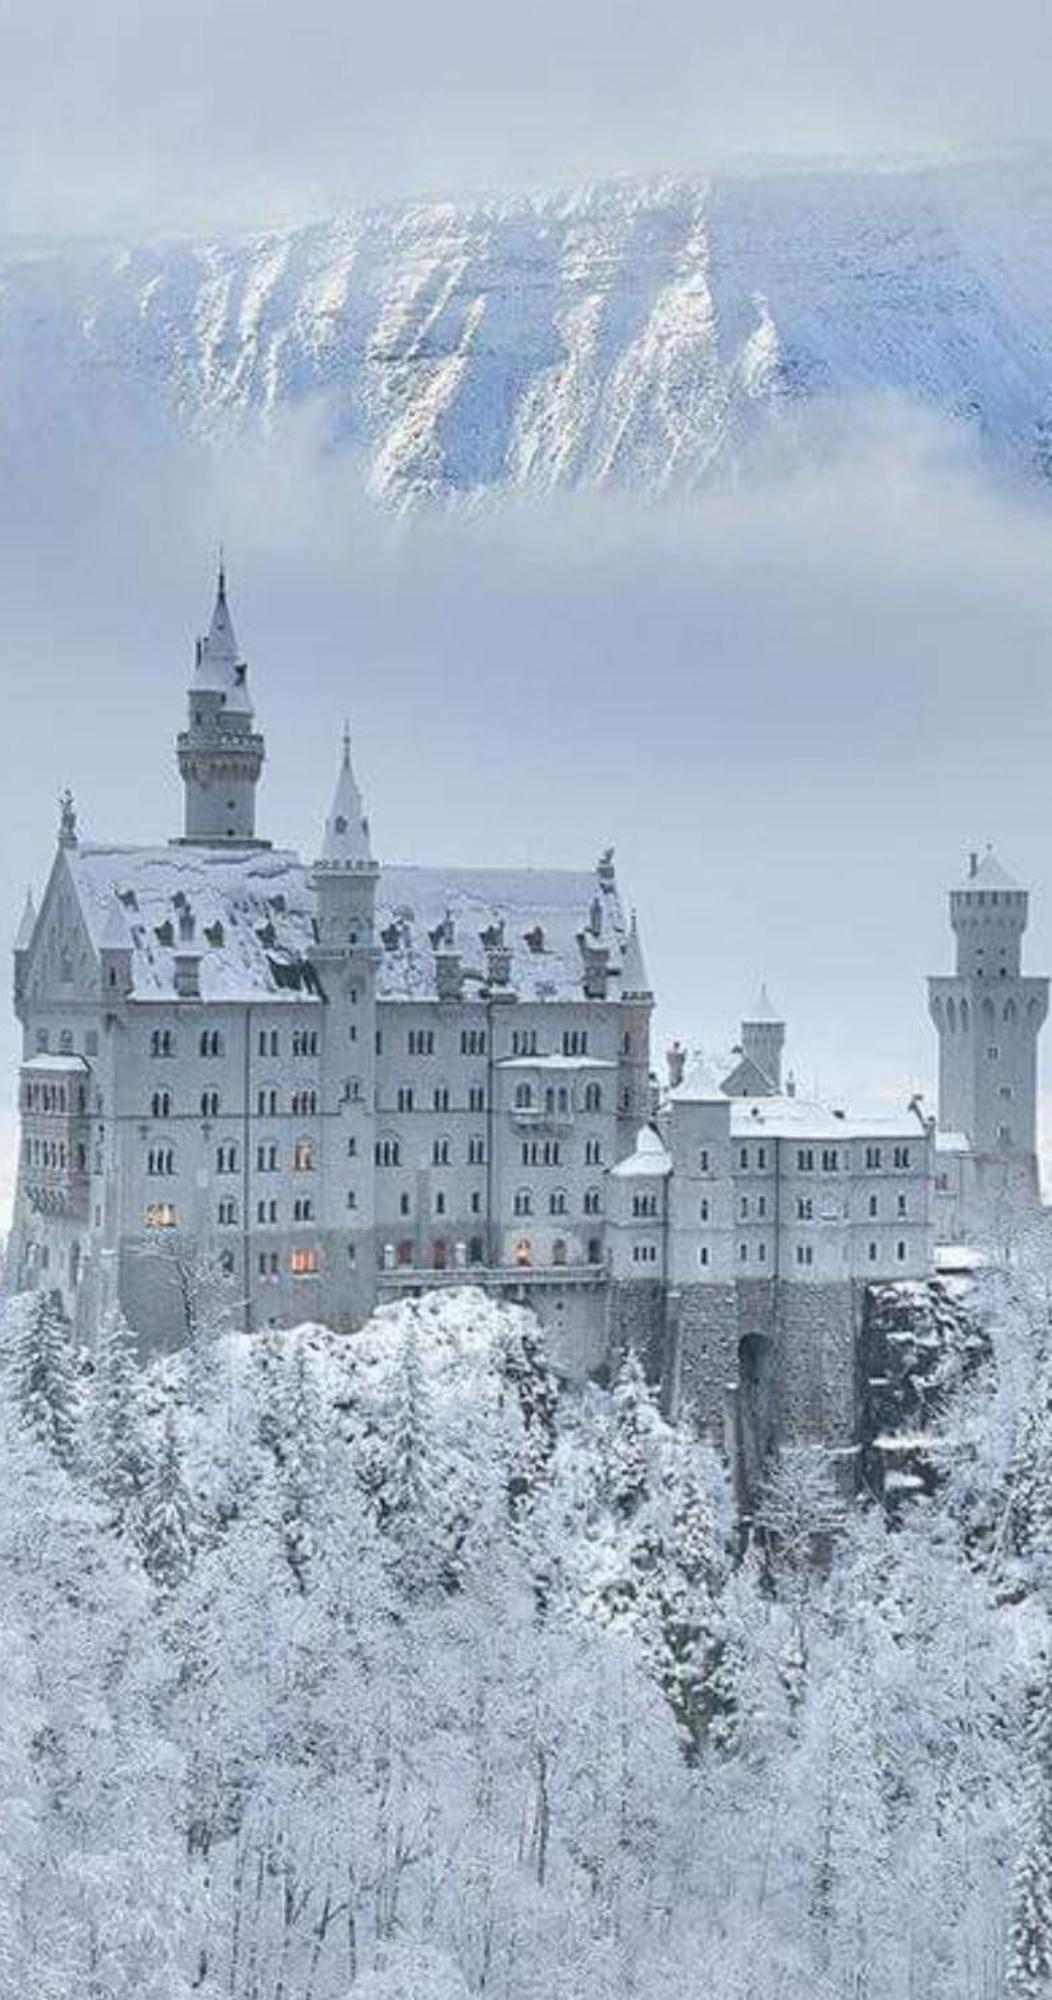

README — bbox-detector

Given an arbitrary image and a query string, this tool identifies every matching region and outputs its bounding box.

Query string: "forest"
[3,1260,1052,2000]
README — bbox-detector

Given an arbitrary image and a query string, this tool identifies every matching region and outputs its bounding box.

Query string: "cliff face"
[5,156,1052,504]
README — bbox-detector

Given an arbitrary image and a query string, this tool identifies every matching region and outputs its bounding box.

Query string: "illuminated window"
[290,1247,319,1276]
[293,1139,315,1172]
[144,1201,177,1228]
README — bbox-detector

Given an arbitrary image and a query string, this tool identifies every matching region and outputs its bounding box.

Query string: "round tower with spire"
[928,846,1049,1222]
[309,726,381,1329]
[174,567,267,847]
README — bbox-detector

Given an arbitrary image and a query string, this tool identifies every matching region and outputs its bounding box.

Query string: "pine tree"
[139,1407,194,1591]
[381,1310,445,1593]
[281,1346,325,1592]
[605,1349,654,1518]
[1008,1670,1052,1998]
[6,1290,79,1467]
[86,1306,149,1534]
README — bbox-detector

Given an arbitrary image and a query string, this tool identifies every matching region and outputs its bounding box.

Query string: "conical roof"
[744,982,782,1024]
[620,910,651,997]
[193,567,252,715]
[320,726,373,866]
[14,888,35,953]
[961,846,1021,893]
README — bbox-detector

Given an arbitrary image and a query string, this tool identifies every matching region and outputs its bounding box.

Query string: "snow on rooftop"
[934,1244,986,1273]
[375,863,633,1003]
[611,1125,672,1177]
[61,846,635,1006]
[958,847,1021,893]
[20,1052,90,1072]
[935,1130,970,1155]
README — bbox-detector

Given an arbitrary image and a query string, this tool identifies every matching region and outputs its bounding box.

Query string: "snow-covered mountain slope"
[4,156,1052,504]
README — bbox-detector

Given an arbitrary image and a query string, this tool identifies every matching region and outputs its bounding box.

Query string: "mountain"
[4,155,1052,504]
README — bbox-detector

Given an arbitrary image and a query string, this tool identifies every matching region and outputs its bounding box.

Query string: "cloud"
[1,0,1052,233]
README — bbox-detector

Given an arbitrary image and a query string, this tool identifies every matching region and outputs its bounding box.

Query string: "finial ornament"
[58,789,78,848]
[343,720,351,766]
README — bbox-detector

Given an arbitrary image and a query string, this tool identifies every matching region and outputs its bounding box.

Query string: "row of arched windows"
[512,1081,603,1114]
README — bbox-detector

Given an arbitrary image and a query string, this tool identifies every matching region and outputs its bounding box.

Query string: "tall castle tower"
[175,569,267,846]
[928,848,1049,1215]
[309,729,381,1329]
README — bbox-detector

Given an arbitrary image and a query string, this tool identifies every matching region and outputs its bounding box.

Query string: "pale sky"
[0,0,1051,234]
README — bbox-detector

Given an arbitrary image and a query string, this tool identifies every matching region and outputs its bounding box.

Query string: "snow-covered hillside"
[4,155,1052,504]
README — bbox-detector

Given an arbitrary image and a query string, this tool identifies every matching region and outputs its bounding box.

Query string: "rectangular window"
[739,1196,749,1220]
[698,1245,710,1268]
[868,1241,878,1262]
[739,1147,749,1170]
[893,1145,911,1169]
[896,1240,907,1262]
[865,1146,883,1171]
[796,1148,814,1172]
[699,1149,710,1173]
[868,1193,879,1219]
[470,1190,482,1214]
[821,1148,839,1173]
[757,1147,767,1171]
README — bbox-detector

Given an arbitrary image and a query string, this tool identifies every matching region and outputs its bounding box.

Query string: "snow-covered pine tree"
[379,1309,446,1593]
[1008,1668,1052,1998]
[281,1345,326,1592]
[6,1289,79,1467]
[139,1407,194,1591]
[604,1348,655,1518]
[86,1305,149,1534]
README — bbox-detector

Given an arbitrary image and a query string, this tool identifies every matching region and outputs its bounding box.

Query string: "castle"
[7,575,1047,1477]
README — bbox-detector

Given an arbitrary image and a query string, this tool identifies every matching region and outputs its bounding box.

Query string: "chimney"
[667,1040,687,1090]
[969,852,979,880]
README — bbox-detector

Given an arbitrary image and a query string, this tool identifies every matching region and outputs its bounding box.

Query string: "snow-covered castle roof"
[61,845,639,1006]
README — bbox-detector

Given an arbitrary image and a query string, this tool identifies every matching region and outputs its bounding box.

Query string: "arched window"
[552,1239,567,1266]
[549,1188,567,1216]
[514,1188,532,1216]
[151,1090,170,1119]
[1005,999,1018,1023]
[293,1138,315,1173]
[586,1237,602,1265]
[375,1137,401,1168]
[433,1240,447,1270]
[200,1090,219,1118]
[514,1082,533,1110]
[468,1237,484,1265]
[583,1187,601,1215]
[514,1236,532,1267]
[433,1084,450,1112]
[584,1082,602,1113]
[199,1029,222,1058]
[432,1136,451,1166]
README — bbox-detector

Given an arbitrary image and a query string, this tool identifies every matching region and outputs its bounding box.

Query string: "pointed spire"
[746,983,782,1024]
[14,888,36,953]
[193,561,252,714]
[620,910,651,999]
[319,726,373,867]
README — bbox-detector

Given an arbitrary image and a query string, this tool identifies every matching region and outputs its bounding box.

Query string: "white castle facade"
[7,576,1048,1471]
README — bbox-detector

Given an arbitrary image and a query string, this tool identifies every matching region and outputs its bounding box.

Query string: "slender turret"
[175,567,267,846]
